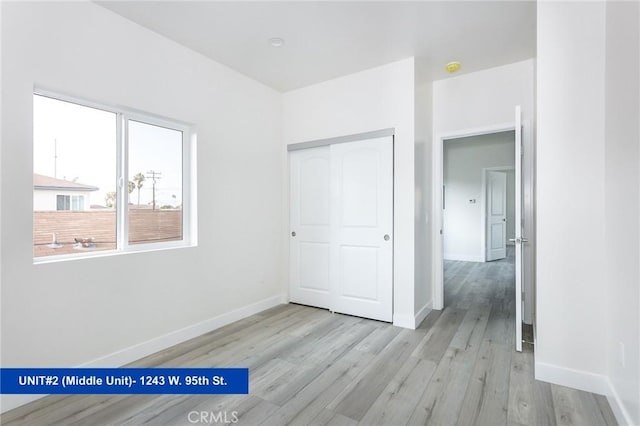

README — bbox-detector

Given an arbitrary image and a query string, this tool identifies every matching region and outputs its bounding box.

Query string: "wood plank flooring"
[2,252,617,425]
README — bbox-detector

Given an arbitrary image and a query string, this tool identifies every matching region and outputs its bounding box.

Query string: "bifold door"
[289,136,393,322]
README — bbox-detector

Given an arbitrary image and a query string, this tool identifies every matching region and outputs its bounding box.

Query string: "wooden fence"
[34,210,182,257]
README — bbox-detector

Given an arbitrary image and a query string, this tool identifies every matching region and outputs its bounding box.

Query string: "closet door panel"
[289,147,331,308]
[330,137,393,322]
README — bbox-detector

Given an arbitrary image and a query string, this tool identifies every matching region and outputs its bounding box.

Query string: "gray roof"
[33,174,99,192]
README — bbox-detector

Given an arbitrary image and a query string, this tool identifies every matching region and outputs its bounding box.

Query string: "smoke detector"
[445,61,462,73]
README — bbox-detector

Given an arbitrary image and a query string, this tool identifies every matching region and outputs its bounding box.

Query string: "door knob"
[291,231,296,237]
[384,234,390,241]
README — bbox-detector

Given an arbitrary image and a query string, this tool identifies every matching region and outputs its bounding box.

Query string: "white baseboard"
[0,293,286,414]
[393,302,434,330]
[393,313,415,330]
[414,301,433,328]
[443,253,484,262]
[534,361,609,395]
[536,363,639,426]
[605,378,636,426]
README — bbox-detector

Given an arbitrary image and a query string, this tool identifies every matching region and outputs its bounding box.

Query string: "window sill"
[32,241,197,265]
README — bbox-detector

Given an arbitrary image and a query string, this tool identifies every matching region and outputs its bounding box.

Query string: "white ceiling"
[97,1,536,92]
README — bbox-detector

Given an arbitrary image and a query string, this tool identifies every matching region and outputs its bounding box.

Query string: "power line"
[54,138,58,178]
[145,170,162,211]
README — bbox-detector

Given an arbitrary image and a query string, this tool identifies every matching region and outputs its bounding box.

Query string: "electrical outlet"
[619,341,626,368]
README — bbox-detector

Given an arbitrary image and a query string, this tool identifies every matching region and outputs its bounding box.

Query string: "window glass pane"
[33,95,117,257]
[127,120,183,245]
[71,195,84,211]
[56,195,69,211]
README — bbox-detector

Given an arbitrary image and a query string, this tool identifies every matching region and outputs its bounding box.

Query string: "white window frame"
[33,88,196,263]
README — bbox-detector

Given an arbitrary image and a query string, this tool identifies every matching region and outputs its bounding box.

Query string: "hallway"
[443,250,616,425]
[445,246,516,311]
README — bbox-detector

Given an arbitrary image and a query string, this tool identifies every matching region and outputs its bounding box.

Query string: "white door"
[486,171,507,261]
[330,138,393,322]
[514,105,524,352]
[289,147,331,309]
[288,136,393,322]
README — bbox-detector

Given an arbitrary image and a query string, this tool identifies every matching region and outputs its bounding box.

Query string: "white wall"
[537,5,640,424]
[432,59,535,322]
[0,1,3,320]
[1,2,283,411]
[283,58,418,328]
[536,0,608,392]
[443,132,514,262]
[414,59,433,321]
[604,1,640,424]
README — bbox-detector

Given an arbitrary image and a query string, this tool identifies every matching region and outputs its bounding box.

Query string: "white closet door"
[289,147,331,309]
[330,137,393,322]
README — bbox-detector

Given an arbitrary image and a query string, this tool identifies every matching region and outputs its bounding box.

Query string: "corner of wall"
[414,301,433,328]
[414,57,434,317]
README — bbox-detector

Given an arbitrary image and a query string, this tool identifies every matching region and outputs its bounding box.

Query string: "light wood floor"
[2,254,617,426]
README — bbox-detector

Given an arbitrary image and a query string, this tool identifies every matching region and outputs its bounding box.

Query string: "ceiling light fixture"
[445,61,462,73]
[269,37,285,48]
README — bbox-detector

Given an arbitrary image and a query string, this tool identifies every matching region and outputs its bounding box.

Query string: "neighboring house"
[33,174,99,211]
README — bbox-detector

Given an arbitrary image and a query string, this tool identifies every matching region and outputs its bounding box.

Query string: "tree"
[132,173,145,206]
[105,191,116,208]
[128,181,135,195]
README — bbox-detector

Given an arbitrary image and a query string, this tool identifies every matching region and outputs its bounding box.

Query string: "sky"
[33,94,182,208]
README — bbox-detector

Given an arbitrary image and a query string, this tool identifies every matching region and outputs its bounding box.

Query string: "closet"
[288,134,393,322]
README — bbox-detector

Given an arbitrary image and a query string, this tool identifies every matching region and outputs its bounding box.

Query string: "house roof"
[33,174,99,192]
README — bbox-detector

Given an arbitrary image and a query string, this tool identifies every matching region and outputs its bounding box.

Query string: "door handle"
[384,234,390,241]
[509,237,529,244]
[291,231,296,237]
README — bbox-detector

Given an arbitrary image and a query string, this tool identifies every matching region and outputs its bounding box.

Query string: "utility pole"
[145,170,162,210]
[54,138,58,178]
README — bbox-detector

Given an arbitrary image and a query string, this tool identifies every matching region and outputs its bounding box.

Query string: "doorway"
[442,131,516,318]
[432,107,532,352]
[442,132,515,264]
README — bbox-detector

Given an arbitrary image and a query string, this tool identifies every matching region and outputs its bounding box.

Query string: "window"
[71,195,85,211]
[128,120,183,245]
[33,92,193,260]
[56,195,69,211]
[55,195,85,211]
